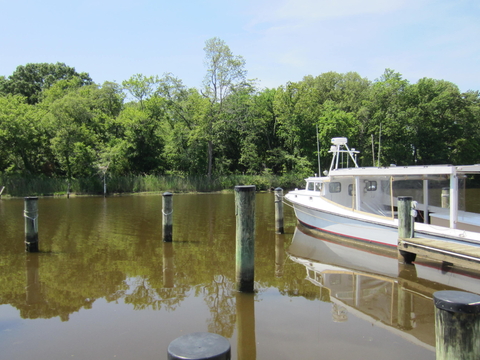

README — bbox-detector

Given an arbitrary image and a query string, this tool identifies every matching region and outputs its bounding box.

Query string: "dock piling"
[397,196,416,264]
[24,197,39,252]
[274,187,284,234]
[235,185,256,293]
[162,192,173,242]
[433,290,480,360]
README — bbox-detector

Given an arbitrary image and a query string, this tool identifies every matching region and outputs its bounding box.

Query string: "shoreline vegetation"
[0,173,305,198]
[2,41,479,198]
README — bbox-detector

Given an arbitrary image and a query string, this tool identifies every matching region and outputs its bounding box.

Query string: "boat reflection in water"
[287,224,480,352]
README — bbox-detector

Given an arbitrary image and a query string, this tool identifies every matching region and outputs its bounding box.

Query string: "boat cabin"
[304,138,480,232]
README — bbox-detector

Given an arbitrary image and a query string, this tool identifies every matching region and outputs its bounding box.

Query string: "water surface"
[1,192,479,360]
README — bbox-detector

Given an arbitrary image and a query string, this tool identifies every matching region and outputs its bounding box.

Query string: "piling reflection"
[275,234,284,277]
[236,292,256,360]
[288,224,480,350]
[163,242,174,288]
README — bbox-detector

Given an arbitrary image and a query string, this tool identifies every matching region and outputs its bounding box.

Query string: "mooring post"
[162,192,173,242]
[433,290,480,360]
[167,332,231,360]
[24,197,39,252]
[274,187,284,234]
[235,185,256,293]
[397,196,416,264]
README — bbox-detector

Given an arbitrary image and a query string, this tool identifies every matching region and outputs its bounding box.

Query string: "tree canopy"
[1,44,479,183]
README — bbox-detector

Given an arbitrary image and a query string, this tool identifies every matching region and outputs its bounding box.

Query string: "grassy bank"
[0,173,306,197]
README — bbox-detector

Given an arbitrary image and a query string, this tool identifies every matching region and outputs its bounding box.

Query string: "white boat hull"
[286,193,480,248]
[291,201,398,247]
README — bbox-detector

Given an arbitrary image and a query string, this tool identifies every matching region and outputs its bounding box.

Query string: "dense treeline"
[1,38,479,194]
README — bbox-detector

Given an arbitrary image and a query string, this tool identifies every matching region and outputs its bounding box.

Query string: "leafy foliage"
[1,46,479,194]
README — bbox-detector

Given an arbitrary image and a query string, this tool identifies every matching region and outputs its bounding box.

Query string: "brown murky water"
[1,192,479,360]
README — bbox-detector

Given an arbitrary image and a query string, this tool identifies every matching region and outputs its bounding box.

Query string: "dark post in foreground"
[434,290,480,360]
[397,196,416,264]
[24,197,39,252]
[235,185,256,293]
[274,187,284,234]
[168,332,231,360]
[162,192,173,242]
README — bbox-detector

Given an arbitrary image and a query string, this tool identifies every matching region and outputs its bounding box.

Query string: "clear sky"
[1,0,479,92]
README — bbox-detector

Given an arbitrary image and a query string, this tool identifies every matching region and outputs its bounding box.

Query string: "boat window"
[315,182,322,191]
[365,181,377,191]
[348,184,355,196]
[329,182,341,193]
[307,182,314,191]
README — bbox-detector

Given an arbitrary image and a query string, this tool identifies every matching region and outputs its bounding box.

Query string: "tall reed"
[0,173,305,197]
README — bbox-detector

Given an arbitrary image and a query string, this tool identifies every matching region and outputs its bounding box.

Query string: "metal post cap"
[434,290,480,314]
[168,332,231,360]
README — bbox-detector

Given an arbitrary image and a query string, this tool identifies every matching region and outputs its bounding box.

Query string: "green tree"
[0,62,92,104]
[0,95,47,174]
[156,75,209,175]
[202,37,247,177]
[122,74,159,109]
[405,78,473,165]
[360,69,410,166]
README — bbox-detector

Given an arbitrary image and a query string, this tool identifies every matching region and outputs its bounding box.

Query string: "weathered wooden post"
[397,196,416,264]
[24,197,39,252]
[433,290,480,360]
[274,187,284,234]
[235,185,256,293]
[168,332,231,360]
[162,192,173,242]
[441,187,449,208]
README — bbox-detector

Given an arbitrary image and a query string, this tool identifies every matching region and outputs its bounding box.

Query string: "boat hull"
[291,201,399,247]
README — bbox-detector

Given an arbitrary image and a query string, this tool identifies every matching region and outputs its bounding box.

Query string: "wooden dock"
[398,237,480,271]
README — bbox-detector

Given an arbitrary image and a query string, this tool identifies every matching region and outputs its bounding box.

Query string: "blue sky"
[1,0,479,92]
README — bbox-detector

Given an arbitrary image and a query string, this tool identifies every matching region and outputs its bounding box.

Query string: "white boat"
[285,137,480,248]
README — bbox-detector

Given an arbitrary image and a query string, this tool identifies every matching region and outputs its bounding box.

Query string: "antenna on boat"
[316,125,321,177]
[329,137,359,172]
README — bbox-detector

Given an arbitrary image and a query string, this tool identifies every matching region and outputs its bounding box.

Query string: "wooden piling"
[235,185,256,293]
[433,290,480,360]
[397,196,416,264]
[24,197,39,252]
[162,192,173,242]
[274,187,284,234]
